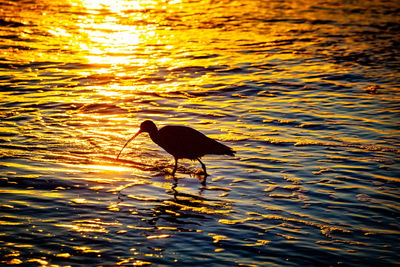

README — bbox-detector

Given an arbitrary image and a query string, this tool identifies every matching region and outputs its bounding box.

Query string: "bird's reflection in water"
[115,178,232,229]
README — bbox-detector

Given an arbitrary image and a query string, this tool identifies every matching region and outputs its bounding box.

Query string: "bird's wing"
[158,126,234,159]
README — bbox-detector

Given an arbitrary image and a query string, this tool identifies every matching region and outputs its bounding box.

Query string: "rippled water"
[1,0,400,265]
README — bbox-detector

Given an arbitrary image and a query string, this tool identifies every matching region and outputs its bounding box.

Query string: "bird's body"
[117,120,235,183]
[154,125,234,159]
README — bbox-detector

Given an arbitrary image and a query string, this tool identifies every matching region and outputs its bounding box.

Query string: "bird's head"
[139,120,157,134]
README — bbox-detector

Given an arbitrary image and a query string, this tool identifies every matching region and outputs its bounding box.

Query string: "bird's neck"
[148,130,160,145]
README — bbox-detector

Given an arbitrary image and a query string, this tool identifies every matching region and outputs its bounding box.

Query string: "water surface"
[1,0,400,266]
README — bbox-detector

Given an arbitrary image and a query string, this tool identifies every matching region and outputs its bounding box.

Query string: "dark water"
[1,0,400,265]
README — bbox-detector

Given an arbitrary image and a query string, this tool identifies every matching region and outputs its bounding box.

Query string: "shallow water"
[1,0,400,265]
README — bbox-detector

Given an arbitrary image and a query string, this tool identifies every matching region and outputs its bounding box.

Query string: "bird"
[116,120,235,183]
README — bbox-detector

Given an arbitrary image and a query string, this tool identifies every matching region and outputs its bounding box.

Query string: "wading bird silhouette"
[116,120,235,183]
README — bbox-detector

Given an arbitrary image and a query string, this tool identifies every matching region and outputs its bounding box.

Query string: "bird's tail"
[226,148,235,156]
[210,140,235,156]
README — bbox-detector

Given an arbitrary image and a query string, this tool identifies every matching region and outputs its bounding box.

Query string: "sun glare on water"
[70,0,158,12]
[68,0,159,65]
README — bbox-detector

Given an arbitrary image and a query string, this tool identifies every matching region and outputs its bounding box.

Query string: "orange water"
[1,0,399,265]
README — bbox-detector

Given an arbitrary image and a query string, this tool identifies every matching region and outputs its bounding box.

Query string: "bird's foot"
[193,169,208,185]
[194,169,208,177]
[200,176,207,185]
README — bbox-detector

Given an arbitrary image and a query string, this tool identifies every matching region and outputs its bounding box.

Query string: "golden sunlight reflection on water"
[1,0,400,265]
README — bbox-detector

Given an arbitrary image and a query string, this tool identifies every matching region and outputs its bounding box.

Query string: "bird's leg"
[197,158,208,183]
[172,157,178,176]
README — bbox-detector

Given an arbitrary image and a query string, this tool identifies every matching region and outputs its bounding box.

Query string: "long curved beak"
[116,130,141,160]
